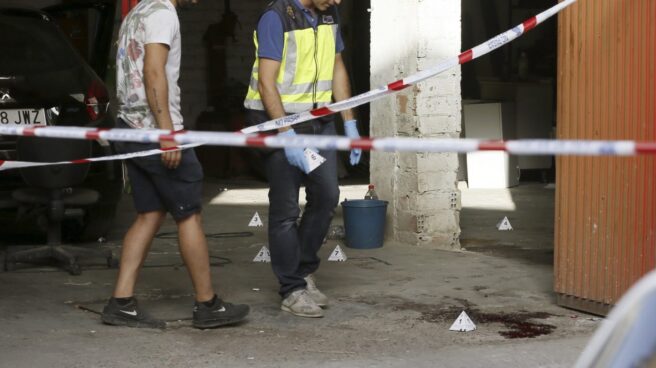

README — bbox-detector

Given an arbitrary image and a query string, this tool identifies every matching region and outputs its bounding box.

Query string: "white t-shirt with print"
[116,0,183,131]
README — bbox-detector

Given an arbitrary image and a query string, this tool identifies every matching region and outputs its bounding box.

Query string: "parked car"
[576,270,656,368]
[0,1,121,241]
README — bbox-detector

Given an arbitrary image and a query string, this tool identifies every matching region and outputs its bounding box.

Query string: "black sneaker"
[192,295,250,329]
[101,297,166,329]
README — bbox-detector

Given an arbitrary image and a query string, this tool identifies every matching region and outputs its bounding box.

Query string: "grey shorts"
[114,120,204,221]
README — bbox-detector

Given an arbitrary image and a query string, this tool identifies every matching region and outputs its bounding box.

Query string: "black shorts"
[114,120,204,221]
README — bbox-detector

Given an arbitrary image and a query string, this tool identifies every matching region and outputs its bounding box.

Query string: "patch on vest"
[287,5,296,20]
[322,15,335,24]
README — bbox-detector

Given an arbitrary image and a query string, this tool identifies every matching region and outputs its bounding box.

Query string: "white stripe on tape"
[506,140,637,156]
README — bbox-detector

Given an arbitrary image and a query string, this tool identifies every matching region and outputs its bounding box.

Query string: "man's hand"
[344,120,362,166]
[279,130,310,173]
[160,140,181,169]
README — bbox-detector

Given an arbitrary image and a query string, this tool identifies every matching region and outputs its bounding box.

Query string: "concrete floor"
[0,180,600,367]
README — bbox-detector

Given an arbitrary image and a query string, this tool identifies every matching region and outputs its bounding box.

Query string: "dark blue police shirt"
[257,0,345,62]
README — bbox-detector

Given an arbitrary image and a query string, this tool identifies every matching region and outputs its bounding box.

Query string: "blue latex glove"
[279,129,311,174]
[344,120,362,165]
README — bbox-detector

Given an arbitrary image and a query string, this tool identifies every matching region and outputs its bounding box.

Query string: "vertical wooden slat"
[609,0,619,304]
[650,0,656,276]
[571,0,582,296]
[579,1,597,299]
[596,0,608,303]
[593,0,603,300]
[556,0,656,314]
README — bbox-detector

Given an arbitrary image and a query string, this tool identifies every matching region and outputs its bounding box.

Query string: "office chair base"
[4,245,114,275]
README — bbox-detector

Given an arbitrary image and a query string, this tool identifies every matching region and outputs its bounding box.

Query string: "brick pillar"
[370,0,462,249]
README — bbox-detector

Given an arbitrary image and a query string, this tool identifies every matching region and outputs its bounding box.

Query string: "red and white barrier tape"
[0,142,200,172]
[240,0,578,134]
[0,125,655,172]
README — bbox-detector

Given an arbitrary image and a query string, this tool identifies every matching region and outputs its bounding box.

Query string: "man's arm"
[332,53,355,122]
[143,42,180,169]
[258,58,290,132]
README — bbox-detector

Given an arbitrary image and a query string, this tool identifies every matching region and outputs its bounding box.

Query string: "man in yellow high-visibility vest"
[244,0,361,318]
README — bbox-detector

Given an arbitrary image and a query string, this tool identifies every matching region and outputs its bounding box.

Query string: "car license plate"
[0,109,46,126]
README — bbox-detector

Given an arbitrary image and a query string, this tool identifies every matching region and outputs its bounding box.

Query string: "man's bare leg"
[113,210,166,298]
[177,213,214,302]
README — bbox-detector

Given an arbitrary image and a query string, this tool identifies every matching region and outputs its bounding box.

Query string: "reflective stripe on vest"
[244,23,338,113]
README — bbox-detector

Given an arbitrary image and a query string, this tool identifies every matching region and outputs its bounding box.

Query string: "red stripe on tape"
[159,135,176,142]
[459,50,474,64]
[246,135,267,147]
[159,130,186,142]
[388,80,409,91]
[636,142,656,154]
[161,147,179,152]
[351,138,374,150]
[0,160,4,167]
[23,126,44,137]
[71,159,91,164]
[479,141,507,151]
[85,128,109,140]
[522,17,538,32]
[311,107,333,117]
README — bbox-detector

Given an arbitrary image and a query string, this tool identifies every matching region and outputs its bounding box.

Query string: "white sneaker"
[304,274,328,307]
[281,289,323,318]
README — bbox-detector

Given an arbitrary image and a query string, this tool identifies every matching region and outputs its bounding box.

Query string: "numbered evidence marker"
[304,148,327,173]
[328,245,347,262]
[252,245,271,263]
[249,212,264,227]
[496,216,513,231]
[449,311,476,332]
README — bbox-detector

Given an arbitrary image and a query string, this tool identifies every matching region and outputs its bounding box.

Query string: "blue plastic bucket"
[341,199,388,249]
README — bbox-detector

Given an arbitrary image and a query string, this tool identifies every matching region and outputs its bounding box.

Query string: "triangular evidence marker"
[496,216,513,231]
[449,311,476,332]
[328,245,347,262]
[249,212,264,227]
[253,245,271,263]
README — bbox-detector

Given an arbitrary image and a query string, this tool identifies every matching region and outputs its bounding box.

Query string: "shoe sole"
[192,309,250,329]
[101,314,166,329]
[280,305,324,318]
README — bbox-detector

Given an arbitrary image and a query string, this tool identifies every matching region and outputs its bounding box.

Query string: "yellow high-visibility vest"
[244,0,339,113]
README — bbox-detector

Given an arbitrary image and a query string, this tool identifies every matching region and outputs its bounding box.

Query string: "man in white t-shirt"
[102,0,249,330]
